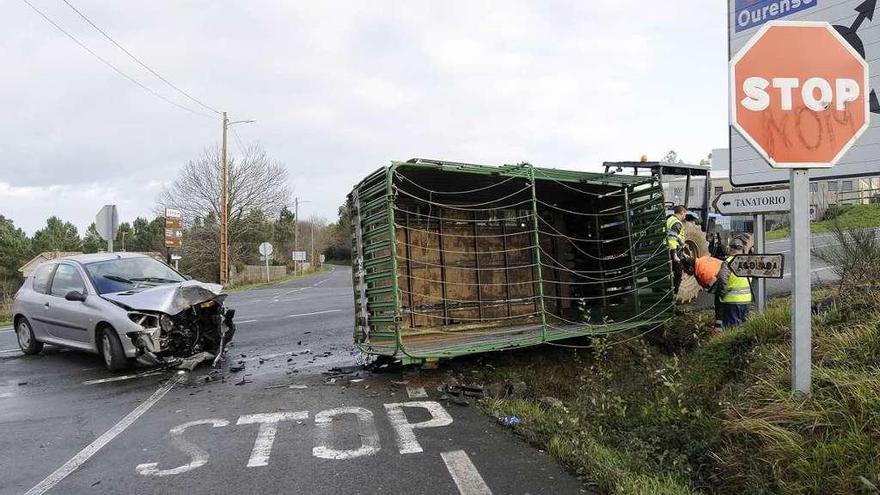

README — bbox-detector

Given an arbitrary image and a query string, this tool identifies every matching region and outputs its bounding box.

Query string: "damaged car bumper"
[105,282,237,369]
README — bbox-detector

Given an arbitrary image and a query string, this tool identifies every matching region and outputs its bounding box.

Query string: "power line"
[60,0,221,116]
[22,0,214,119]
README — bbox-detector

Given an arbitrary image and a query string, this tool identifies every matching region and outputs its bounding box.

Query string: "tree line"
[1,143,353,303]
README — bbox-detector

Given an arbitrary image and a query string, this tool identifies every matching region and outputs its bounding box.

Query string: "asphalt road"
[0,266,586,495]
[763,230,842,296]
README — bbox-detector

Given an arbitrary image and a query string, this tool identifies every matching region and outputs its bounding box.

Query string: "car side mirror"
[184,274,193,280]
[65,290,86,302]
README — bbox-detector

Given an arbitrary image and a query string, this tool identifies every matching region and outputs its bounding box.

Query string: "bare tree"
[157,144,292,280]
[158,144,291,225]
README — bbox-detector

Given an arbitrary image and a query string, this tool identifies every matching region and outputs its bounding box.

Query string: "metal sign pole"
[754,213,766,312]
[790,169,811,394]
[265,255,270,283]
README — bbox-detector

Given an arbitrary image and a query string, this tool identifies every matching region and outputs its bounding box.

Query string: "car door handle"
[44,302,50,309]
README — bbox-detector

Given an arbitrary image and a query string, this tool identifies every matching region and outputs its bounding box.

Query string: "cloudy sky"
[1,1,728,235]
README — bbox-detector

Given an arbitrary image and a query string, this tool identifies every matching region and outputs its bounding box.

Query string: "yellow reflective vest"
[722,256,752,304]
[665,215,685,251]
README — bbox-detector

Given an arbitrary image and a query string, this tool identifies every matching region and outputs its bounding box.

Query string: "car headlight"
[128,312,159,329]
[159,314,173,333]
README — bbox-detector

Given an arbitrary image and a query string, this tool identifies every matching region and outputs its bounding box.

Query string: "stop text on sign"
[741,77,860,112]
[730,21,870,168]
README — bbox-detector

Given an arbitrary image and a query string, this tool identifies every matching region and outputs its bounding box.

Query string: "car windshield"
[85,257,185,294]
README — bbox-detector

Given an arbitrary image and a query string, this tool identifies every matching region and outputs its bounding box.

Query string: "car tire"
[16,318,43,355]
[99,326,128,371]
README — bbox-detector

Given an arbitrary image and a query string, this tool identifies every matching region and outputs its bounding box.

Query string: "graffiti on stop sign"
[729,254,785,279]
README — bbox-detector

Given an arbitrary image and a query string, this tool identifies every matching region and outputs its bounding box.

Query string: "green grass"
[224,266,333,293]
[466,289,880,494]
[767,203,880,240]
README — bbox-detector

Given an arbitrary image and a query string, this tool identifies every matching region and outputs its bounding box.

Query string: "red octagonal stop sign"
[731,21,870,168]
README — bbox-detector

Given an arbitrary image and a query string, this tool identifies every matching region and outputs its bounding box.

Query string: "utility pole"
[293,197,298,275]
[219,113,256,285]
[220,112,229,285]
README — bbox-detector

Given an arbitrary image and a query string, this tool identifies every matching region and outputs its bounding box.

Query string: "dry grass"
[469,289,880,494]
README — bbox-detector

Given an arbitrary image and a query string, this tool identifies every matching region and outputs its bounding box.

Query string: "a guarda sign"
[713,187,790,215]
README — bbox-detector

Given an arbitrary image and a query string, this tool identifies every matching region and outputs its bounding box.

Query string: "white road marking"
[285,309,342,319]
[237,411,308,467]
[0,326,13,333]
[312,278,328,287]
[1,348,21,354]
[406,386,428,398]
[0,392,14,399]
[441,450,493,495]
[24,376,180,495]
[384,401,454,454]
[237,319,258,324]
[83,371,163,385]
[313,407,381,460]
[136,418,229,477]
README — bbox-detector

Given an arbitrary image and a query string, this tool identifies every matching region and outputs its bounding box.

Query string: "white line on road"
[284,309,342,319]
[0,392,13,399]
[24,376,180,495]
[441,450,493,495]
[83,371,163,385]
[237,319,258,324]
[406,386,428,399]
[0,327,13,333]
[312,278,329,287]
[1,348,20,354]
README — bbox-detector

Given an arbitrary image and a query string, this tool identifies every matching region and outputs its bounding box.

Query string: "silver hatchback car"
[13,253,236,371]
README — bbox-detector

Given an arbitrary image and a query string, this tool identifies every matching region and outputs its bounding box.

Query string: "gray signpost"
[95,205,119,253]
[714,187,790,311]
[259,242,273,283]
[729,15,872,395]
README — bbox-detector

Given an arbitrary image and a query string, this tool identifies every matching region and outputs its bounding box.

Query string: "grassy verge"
[224,266,333,293]
[0,302,11,326]
[455,289,880,494]
[767,203,880,240]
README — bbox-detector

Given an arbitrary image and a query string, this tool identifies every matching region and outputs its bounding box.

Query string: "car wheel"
[99,327,127,371]
[16,318,43,355]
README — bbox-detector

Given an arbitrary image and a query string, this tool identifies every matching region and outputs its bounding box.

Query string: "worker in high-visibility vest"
[680,254,728,333]
[720,235,753,328]
[665,205,688,294]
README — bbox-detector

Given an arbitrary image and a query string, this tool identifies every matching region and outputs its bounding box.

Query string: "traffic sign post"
[730,21,870,394]
[96,205,119,253]
[259,242,274,283]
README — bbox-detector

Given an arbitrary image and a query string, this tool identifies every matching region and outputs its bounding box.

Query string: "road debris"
[498,416,522,427]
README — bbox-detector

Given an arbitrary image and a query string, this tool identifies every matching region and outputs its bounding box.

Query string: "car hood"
[102,280,226,315]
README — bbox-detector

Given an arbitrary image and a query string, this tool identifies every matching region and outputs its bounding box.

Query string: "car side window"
[50,264,86,297]
[32,264,55,294]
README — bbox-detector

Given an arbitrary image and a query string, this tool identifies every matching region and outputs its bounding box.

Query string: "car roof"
[49,252,152,266]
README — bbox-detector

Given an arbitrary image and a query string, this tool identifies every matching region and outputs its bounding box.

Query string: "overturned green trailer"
[349,159,674,364]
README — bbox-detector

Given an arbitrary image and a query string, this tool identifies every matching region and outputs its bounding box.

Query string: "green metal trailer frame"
[349,158,673,363]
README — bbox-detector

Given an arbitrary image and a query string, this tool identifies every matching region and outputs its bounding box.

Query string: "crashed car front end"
[104,282,236,369]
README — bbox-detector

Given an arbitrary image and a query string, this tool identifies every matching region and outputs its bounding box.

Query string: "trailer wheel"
[676,222,710,304]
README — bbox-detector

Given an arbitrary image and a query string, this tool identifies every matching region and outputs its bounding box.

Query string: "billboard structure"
[728,0,880,185]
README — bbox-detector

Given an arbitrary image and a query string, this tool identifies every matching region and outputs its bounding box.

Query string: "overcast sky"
[1,1,728,235]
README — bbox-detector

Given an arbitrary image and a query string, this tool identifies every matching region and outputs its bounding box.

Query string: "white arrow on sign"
[712,187,789,215]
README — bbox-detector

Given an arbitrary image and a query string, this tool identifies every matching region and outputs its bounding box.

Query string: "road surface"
[0,266,586,495]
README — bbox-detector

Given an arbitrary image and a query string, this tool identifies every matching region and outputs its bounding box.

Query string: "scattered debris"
[177,352,215,371]
[234,377,251,386]
[230,363,246,373]
[17,382,27,386]
[498,416,522,427]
